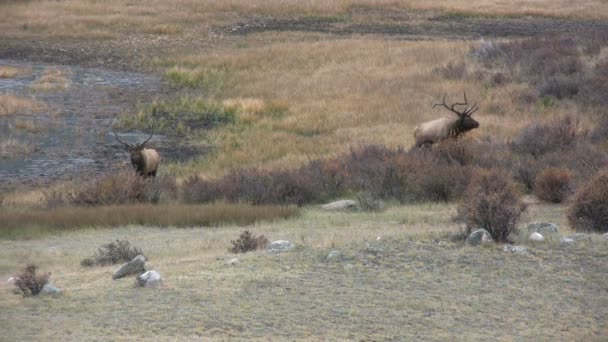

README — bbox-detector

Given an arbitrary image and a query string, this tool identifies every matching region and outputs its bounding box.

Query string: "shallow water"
[0,59,163,189]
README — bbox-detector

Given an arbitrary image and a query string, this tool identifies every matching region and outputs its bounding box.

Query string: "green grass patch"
[121,96,237,135]
[165,66,231,95]
[0,203,299,239]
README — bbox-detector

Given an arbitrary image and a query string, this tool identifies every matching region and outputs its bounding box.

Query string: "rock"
[321,200,357,211]
[503,245,532,256]
[226,258,240,266]
[529,232,545,242]
[136,270,162,288]
[327,250,341,260]
[603,233,608,240]
[465,229,494,246]
[7,277,18,286]
[561,233,590,244]
[112,255,146,280]
[526,222,559,235]
[266,240,295,254]
[40,283,62,295]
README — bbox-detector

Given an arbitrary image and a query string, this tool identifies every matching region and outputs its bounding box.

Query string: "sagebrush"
[568,169,608,233]
[228,230,269,254]
[13,264,50,296]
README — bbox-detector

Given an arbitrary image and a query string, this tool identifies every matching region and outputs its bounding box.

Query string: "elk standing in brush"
[413,93,480,147]
[114,130,161,178]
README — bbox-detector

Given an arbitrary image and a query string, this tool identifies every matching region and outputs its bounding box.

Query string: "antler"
[138,132,154,148]
[113,129,132,148]
[433,92,478,117]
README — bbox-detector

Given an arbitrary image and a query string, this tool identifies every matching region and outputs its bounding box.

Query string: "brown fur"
[131,148,160,178]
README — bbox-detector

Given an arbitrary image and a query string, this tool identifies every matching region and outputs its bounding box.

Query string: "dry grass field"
[1,0,608,340]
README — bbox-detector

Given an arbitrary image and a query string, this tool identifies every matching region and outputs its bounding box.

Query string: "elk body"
[413,93,479,147]
[114,131,161,178]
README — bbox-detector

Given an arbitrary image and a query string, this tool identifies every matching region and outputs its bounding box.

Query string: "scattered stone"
[376,236,381,241]
[561,233,590,244]
[327,250,341,260]
[503,244,532,256]
[136,270,162,288]
[529,232,545,242]
[226,258,240,266]
[603,233,608,240]
[344,264,354,270]
[526,222,559,235]
[266,240,295,254]
[112,255,146,280]
[465,229,494,246]
[40,283,62,295]
[321,200,358,211]
[7,277,18,286]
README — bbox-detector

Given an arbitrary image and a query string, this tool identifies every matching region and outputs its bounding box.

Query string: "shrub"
[228,230,269,254]
[434,61,466,79]
[534,167,573,203]
[568,169,608,232]
[356,191,384,212]
[80,258,95,267]
[14,264,50,296]
[44,167,176,207]
[89,240,144,266]
[510,116,582,157]
[457,169,526,242]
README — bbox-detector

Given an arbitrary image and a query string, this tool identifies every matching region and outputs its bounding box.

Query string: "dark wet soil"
[0,60,207,193]
[225,10,608,39]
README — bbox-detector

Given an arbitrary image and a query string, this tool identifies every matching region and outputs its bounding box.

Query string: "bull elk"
[114,130,161,178]
[413,93,480,147]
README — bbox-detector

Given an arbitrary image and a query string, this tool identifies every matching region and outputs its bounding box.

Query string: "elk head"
[432,92,480,135]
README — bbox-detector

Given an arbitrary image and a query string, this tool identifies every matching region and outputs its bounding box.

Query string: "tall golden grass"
[0,203,299,238]
[0,94,44,116]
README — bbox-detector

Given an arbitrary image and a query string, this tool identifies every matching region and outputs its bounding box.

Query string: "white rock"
[327,250,341,260]
[503,245,532,256]
[226,258,240,266]
[7,277,18,286]
[465,229,494,246]
[40,283,62,295]
[603,233,608,241]
[112,255,146,280]
[136,270,162,288]
[529,232,545,242]
[321,200,358,211]
[561,233,590,244]
[266,240,295,254]
[526,222,559,234]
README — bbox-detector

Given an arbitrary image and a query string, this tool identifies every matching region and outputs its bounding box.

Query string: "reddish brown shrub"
[568,169,608,233]
[228,230,269,253]
[534,167,573,203]
[510,116,582,157]
[14,264,50,296]
[458,169,526,242]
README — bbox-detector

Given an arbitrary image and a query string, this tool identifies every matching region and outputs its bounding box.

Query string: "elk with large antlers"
[114,130,161,178]
[413,92,480,147]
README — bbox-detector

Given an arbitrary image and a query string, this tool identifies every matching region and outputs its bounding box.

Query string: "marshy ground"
[1,1,608,340]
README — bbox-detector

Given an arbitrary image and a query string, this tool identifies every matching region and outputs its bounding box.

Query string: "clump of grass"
[13,264,50,296]
[83,240,144,266]
[122,96,237,135]
[165,66,230,94]
[0,203,299,238]
[0,65,31,78]
[13,118,40,133]
[457,169,526,242]
[30,67,69,91]
[0,138,37,159]
[228,230,269,254]
[568,169,608,233]
[534,167,572,203]
[355,191,384,212]
[0,94,44,116]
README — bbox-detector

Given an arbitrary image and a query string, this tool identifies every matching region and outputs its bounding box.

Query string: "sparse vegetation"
[13,264,50,297]
[0,94,44,116]
[568,169,608,233]
[0,65,31,78]
[228,230,269,253]
[30,67,69,91]
[85,240,144,266]
[457,169,526,242]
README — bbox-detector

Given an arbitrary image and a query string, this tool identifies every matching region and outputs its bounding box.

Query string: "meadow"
[1,0,607,340]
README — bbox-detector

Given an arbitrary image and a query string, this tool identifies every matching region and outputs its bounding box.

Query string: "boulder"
[136,270,162,288]
[40,283,62,295]
[266,240,295,254]
[529,232,545,242]
[561,233,590,244]
[226,258,240,266]
[503,245,532,256]
[526,222,559,235]
[112,255,146,280]
[603,233,608,241]
[465,229,494,246]
[7,277,18,286]
[321,200,357,211]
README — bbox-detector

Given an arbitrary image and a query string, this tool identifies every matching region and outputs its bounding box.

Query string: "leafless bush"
[14,264,49,296]
[568,169,608,233]
[534,167,572,203]
[87,240,144,266]
[458,169,526,242]
[510,116,582,157]
[228,230,269,254]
